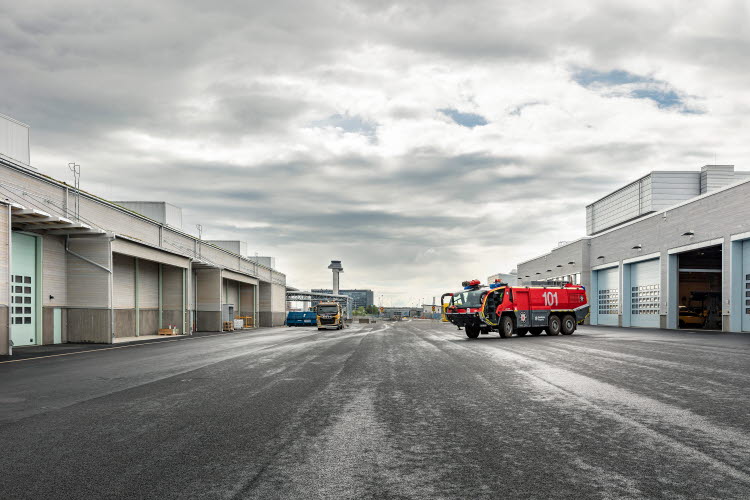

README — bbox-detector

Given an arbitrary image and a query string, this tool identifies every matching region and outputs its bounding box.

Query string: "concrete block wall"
[518,179,750,331]
[588,181,750,330]
[517,239,588,288]
[259,282,286,327]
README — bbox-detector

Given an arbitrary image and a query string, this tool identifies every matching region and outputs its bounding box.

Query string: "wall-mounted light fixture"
[556,264,562,268]
[546,269,552,272]
[568,261,575,265]
[596,255,605,260]
[632,244,642,250]
[682,230,695,236]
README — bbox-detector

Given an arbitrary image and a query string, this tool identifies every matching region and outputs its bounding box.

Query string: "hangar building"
[517,165,750,332]
[0,112,287,355]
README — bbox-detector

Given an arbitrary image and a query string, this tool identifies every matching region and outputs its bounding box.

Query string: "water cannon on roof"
[462,279,481,290]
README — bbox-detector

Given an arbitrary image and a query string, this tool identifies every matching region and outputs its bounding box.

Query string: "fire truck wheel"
[529,328,543,336]
[517,328,528,336]
[465,326,480,339]
[561,315,576,335]
[547,316,561,335]
[499,316,515,338]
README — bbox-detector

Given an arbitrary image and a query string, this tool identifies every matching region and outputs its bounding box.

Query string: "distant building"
[311,289,374,309]
[382,307,422,318]
[487,269,518,285]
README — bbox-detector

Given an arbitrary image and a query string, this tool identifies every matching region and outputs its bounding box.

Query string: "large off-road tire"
[500,316,515,338]
[465,326,480,339]
[561,315,576,335]
[517,328,529,336]
[529,328,543,336]
[546,315,561,336]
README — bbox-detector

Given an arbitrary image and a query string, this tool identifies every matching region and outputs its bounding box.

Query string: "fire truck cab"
[443,279,589,339]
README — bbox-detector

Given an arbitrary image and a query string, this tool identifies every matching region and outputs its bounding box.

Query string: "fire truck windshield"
[451,289,493,308]
[318,305,339,314]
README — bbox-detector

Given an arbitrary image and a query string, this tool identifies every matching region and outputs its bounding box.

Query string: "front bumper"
[574,305,590,323]
[446,312,486,328]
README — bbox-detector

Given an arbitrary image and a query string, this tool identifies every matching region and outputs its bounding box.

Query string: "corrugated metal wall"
[196,269,221,311]
[650,172,700,211]
[0,114,30,164]
[42,235,66,307]
[239,284,255,323]
[225,279,239,308]
[138,259,159,309]
[66,238,111,309]
[1,162,287,328]
[163,265,183,310]
[700,165,735,194]
[112,254,135,309]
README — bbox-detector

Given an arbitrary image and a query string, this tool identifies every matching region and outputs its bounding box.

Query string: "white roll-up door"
[629,259,660,328]
[743,241,750,332]
[596,267,620,326]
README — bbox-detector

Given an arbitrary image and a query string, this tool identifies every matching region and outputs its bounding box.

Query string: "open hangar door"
[595,267,620,326]
[626,259,661,328]
[678,245,722,330]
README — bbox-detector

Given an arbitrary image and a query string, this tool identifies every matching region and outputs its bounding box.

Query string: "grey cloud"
[2,1,747,301]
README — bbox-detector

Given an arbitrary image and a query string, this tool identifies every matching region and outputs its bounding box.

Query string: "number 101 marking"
[543,292,559,306]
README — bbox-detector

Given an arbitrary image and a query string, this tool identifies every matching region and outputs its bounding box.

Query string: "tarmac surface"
[1,320,749,499]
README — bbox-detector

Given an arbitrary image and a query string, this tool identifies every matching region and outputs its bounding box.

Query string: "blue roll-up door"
[596,267,620,326]
[629,259,661,328]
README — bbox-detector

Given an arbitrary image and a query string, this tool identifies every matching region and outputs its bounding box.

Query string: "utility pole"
[196,224,203,259]
[68,162,80,220]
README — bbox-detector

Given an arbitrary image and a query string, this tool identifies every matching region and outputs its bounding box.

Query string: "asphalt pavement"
[1,321,749,499]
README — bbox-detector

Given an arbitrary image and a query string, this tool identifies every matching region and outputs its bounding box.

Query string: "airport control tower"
[328,260,343,295]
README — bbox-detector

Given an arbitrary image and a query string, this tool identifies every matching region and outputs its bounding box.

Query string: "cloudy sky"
[2,1,748,306]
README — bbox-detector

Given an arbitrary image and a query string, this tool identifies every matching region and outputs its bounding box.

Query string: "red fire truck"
[442,279,589,339]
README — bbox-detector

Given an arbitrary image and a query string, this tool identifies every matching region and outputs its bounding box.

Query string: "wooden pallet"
[158,328,179,336]
[222,321,234,332]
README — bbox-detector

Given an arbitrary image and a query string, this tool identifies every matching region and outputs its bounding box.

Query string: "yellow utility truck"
[316,302,345,330]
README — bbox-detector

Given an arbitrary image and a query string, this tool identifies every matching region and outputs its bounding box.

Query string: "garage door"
[630,259,660,328]
[743,241,750,332]
[596,267,620,326]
